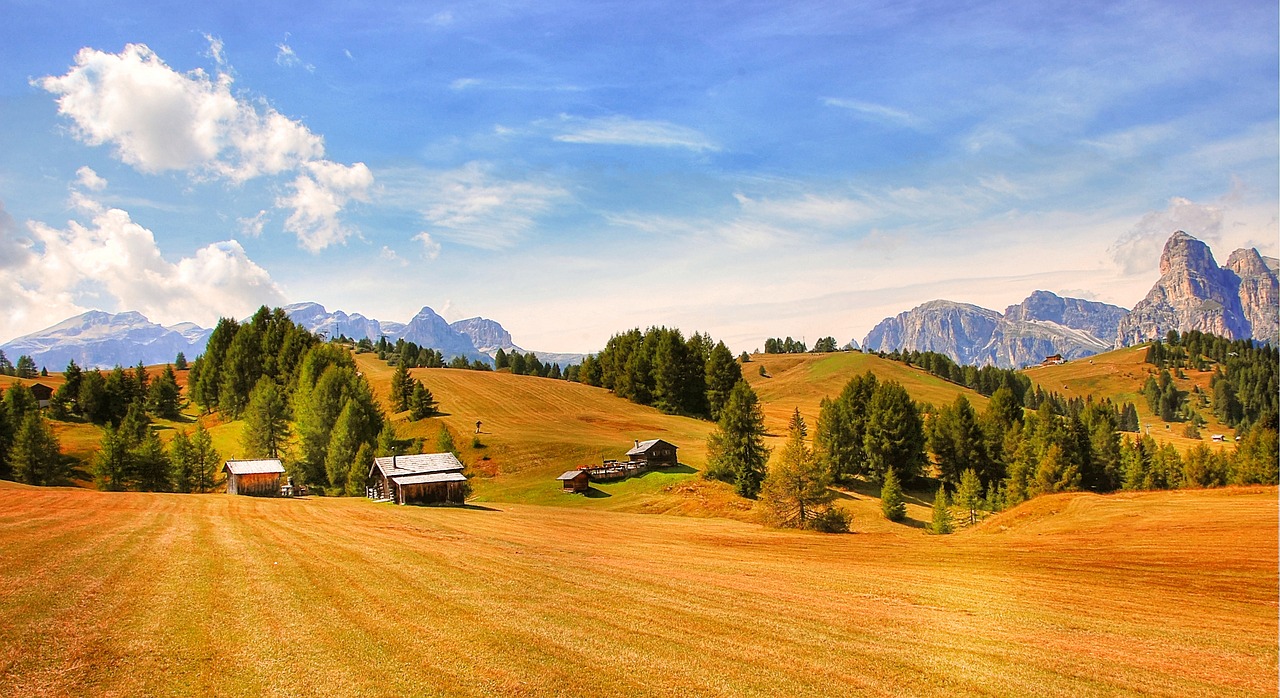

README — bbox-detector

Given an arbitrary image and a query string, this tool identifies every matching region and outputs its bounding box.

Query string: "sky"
[0,0,1276,354]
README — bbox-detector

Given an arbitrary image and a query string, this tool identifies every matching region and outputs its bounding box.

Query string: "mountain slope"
[0,311,208,370]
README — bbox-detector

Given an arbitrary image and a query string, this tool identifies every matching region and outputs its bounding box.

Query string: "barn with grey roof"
[224,459,286,496]
[368,453,469,505]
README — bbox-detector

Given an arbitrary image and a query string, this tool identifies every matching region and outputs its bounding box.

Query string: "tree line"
[573,327,744,420]
[0,351,42,378]
[371,337,494,372]
[1145,330,1278,435]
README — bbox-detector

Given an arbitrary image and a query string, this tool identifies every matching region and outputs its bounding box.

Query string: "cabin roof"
[370,452,465,479]
[626,439,676,456]
[224,459,285,475]
[389,472,468,486]
[556,470,586,480]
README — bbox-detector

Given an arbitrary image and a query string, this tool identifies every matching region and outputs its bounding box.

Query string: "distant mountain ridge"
[862,231,1277,368]
[0,303,584,371]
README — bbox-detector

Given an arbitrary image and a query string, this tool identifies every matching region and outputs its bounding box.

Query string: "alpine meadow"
[1,2,1278,697]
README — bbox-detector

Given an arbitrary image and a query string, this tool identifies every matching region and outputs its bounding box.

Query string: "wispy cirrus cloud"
[379,162,570,251]
[552,115,719,152]
[822,98,923,129]
[38,42,366,251]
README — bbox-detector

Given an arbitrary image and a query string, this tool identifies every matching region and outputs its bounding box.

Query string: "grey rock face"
[0,311,208,370]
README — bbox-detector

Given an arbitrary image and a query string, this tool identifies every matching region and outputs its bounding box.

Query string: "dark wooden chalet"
[556,469,590,493]
[28,383,53,408]
[368,453,468,505]
[626,439,679,467]
[224,459,285,496]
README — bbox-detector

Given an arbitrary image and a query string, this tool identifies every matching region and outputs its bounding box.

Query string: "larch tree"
[929,394,987,489]
[704,341,743,421]
[133,430,172,492]
[954,468,983,526]
[94,426,133,491]
[189,425,220,493]
[880,467,906,522]
[10,412,64,486]
[346,442,373,496]
[760,412,836,529]
[169,430,195,493]
[929,486,953,535]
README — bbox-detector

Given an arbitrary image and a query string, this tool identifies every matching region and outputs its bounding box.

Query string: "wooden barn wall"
[233,472,281,497]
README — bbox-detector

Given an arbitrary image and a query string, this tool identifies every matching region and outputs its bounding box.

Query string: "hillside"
[0,484,1273,697]
[1024,344,1236,452]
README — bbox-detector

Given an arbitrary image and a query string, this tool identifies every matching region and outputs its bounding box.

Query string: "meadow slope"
[0,483,1274,697]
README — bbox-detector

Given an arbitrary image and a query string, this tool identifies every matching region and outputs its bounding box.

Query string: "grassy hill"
[0,483,1273,697]
[355,351,989,516]
[1025,344,1237,452]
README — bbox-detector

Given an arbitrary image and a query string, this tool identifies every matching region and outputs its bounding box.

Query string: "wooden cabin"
[368,453,468,505]
[626,439,679,467]
[224,459,285,496]
[28,383,53,408]
[556,469,590,493]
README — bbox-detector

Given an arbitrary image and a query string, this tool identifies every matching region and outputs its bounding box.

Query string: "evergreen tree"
[133,430,172,492]
[191,317,240,411]
[15,355,37,378]
[218,323,261,418]
[0,351,11,375]
[325,402,362,493]
[242,377,290,459]
[0,390,12,480]
[1233,425,1279,485]
[169,430,195,493]
[376,423,399,457]
[929,394,987,488]
[814,371,877,481]
[760,412,836,529]
[410,381,438,420]
[494,348,509,370]
[10,412,64,486]
[346,443,373,496]
[174,352,188,371]
[146,364,182,419]
[705,341,743,421]
[436,424,460,460]
[79,369,111,424]
[864,380,926,482]
[929,487,953,534]
[704,381,770,498]
[189,425,220,493]
[118,400,152,449]
[3,382,39,426]
[94,426,133,491]
[1030,444,1080,496]
[880,467,906,522]
[955,469,983,526]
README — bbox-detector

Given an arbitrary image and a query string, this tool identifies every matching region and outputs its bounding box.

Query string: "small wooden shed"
[556,469,590,493]
[368,453,468,505]
[626,439,679,468]
[224,459,285,496]
[28,383,53,408]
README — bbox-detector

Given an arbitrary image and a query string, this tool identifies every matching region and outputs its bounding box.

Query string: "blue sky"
[0,1,1276,353]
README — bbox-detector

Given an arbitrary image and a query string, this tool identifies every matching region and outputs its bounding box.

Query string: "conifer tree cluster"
[188,306,320,417]
[388,363,438,421]
[0,351,40,378]
[814,371,927,484]
[494,348,567,379]
[576,327,743,420]
[46,360,181,427]
[0,387,65,485]
[1145,330,1278,434]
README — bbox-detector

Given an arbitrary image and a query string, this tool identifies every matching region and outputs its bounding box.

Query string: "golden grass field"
[0,481,1274,697]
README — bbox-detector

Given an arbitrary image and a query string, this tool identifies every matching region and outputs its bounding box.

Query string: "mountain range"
[862,231,1278,368]
[2,231,1274,372]
[0,304,584,371]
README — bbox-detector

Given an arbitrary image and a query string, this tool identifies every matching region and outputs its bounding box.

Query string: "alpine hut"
[224,459,285,496]
[625,439,679,468]
[556,469,590,493]
[368,453,468,505]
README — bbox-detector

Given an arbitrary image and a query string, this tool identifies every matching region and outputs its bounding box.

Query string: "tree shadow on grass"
[581,487,611,498]
[457,503,502,512]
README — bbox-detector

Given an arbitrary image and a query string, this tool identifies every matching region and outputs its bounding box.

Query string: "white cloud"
[0,196,285,342]
[412,232,441,260]
[238,210,268,238]
[203,34,227,69]
[275,42,314,72]
[379,245,409,266]
[75,166,107,191]
[39,43,367,251]
[382,162,569,250]
[553,115,719,152]
[1108,197,1224,275]
[822,98,923,129]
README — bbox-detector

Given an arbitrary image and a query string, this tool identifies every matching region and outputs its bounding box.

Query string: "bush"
[807,507,850,533]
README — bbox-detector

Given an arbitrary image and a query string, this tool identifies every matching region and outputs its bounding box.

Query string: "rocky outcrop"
[1226,247,1280,345]
[862,301,1002,366]
[862,292,1129,369]
[1116,231,1255,346]
[450,317,516,354]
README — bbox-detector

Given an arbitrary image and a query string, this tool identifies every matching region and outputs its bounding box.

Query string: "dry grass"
[0,482,1273,697]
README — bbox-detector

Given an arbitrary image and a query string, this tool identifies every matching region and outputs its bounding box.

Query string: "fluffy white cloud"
[0,196,285,342]
[38,43,367,251]
[412,232,441,260]
[75,166,107,191]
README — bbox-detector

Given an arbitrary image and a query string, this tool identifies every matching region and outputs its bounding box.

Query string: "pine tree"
[880,467,906,522]
[174,352,188,371]
[376,423,399,457]
[325,402,362,493]
[436,424,460,460]
[929,394,988,488]
[10,412,64,486]
[94,426,133,491]
[955,469,983,526]
[118,400,152,449]
[814,371,877,482]
[133,430,172,492]
[346,443,373,496]
[189,425,220,493]
[410,381,438,420]
[147,364,182,419]
[864,380,926,482]
[169,430,194,493]
[0,390,12,480]
[242,377,290,459]
[3,382,38,426]
[390,363,411,412]
[705,341,742,421]
[929,487,953,534]
[704,381,770,498]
